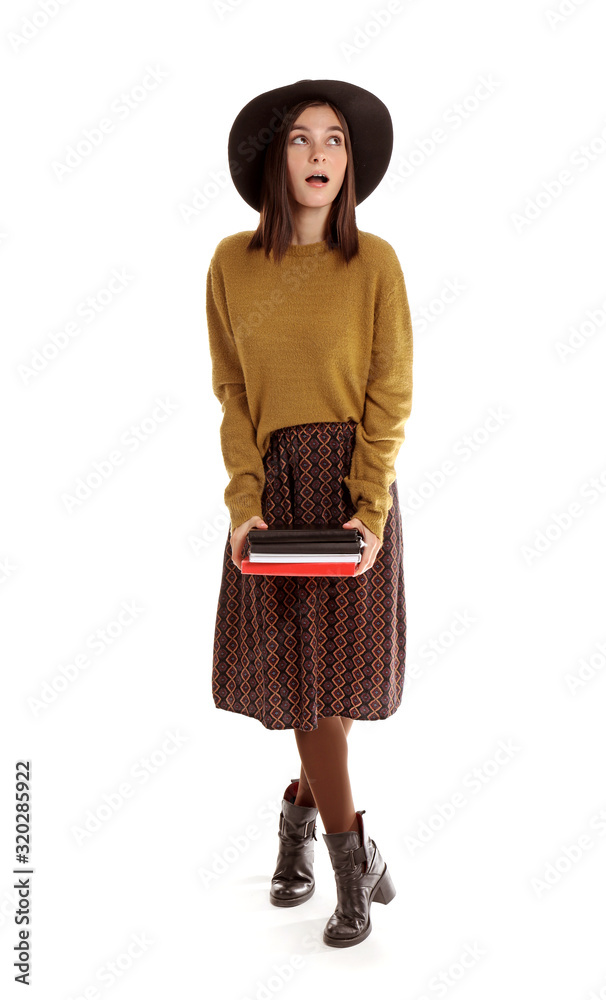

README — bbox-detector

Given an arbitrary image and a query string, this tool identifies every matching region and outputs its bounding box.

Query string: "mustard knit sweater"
[206,229,413,544]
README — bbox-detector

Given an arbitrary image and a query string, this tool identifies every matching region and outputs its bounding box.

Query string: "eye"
[290,134,342,145]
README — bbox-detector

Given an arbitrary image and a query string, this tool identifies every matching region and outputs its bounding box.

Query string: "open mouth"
[305,173,329,186]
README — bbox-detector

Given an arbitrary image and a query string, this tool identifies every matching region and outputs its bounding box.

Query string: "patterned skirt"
[211,420,406,732]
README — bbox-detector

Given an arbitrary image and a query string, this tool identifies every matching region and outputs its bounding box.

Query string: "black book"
[248,528,364,556]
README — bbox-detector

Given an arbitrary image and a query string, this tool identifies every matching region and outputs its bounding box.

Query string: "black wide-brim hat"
[228,79,393,212]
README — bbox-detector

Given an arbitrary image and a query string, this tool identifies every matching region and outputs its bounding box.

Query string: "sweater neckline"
[285,239,330,256]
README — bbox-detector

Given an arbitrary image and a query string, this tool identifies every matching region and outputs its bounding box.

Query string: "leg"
[293,717,358,834]
[340,716,354,738]
[294,717,354,808]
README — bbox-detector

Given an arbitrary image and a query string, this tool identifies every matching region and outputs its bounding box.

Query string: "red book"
[241,559,357,577]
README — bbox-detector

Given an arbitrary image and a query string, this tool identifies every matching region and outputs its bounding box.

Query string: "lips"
[305,172,329,185]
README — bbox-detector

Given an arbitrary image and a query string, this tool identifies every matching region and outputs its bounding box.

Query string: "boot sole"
[323,865,396,948]
[270,883,315,907]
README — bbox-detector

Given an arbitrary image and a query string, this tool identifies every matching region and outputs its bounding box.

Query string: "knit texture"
[206,229,413,543]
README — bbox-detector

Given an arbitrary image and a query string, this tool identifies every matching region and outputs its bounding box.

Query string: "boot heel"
[372,866,396,905]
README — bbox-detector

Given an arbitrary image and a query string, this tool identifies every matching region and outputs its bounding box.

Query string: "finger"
[232,536,242,570]
[356,529,369,576]
[357,541,379,576]
[355,547,368,576]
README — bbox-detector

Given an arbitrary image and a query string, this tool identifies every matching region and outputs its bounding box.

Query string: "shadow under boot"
[269,778,318,907]
[322,809,396,947]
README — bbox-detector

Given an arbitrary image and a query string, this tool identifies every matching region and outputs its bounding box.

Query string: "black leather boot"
[322,809,396,947]
[269,778,318,907]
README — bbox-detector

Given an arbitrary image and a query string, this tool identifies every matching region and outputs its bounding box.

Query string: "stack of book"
[241,528,365,577]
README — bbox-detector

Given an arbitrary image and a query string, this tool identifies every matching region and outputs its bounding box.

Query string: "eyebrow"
[290,124,344,134]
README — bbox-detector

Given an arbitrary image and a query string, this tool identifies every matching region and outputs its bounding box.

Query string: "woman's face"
[286,104,348,209]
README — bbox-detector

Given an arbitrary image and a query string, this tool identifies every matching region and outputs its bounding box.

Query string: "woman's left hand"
[342,517,381,576]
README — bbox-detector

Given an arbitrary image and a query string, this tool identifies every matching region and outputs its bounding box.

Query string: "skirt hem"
[213,700,403,733]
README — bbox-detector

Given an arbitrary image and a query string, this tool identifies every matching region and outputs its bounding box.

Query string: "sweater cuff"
[352,505,387,545]
[228,497,264,535]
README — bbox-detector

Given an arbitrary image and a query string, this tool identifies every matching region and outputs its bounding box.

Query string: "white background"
[2,0,606,996]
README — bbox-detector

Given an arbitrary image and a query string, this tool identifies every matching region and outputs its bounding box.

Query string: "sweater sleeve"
[343,270,413,544]
[206,255,266,534]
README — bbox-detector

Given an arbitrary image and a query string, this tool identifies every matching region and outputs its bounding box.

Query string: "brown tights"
[293,716,359,835]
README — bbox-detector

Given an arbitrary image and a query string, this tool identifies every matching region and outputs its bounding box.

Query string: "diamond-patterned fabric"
[211,421,406,731]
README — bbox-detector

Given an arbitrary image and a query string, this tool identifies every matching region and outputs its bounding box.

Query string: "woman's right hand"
[230,515,268,571]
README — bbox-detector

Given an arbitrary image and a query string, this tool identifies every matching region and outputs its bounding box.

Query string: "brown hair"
[246,100,359,265]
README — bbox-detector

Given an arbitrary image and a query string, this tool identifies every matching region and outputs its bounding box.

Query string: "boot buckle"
[303,820,317,840]
[350,843,367,869]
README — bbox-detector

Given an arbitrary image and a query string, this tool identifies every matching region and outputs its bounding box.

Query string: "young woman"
[206,79,413,948]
